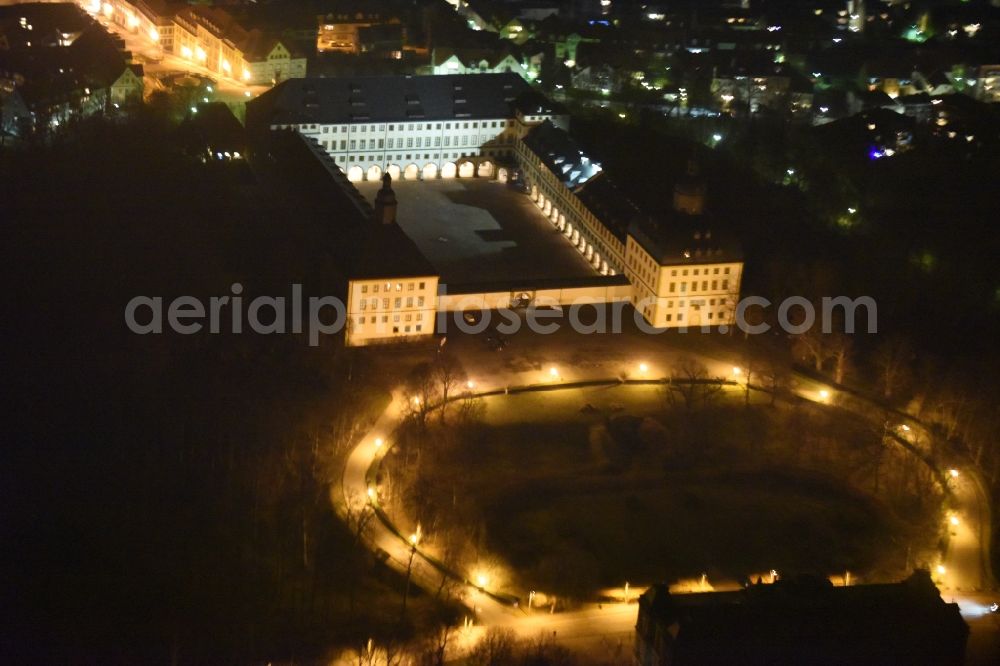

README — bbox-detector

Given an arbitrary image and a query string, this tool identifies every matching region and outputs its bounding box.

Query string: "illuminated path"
[338,357,996,659]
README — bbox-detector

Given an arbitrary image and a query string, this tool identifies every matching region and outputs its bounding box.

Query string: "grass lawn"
[404,384,935,596]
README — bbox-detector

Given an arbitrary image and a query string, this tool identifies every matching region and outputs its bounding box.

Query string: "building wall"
[247,43,307,85]
[514,137,624,277]
[437,283,631,312]
[79,0,252,82]
[275,117,523,181]
[625,235,742,329]
[346,276,439,346]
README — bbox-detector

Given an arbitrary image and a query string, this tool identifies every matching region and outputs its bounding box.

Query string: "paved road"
[339,338,998,661]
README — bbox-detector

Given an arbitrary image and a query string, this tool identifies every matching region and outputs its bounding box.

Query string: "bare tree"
[874,337,915,400]
[667,355,723,409]
[404,363,436,428]
[468,627,517,666]
[828,332,852,385]
[792,326,832,373]
[433,352,466,424]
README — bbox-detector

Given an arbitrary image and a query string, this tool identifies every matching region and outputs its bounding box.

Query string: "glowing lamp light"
[221,59,232,74]
[466,379,476,390]
[900,424,910,432]
[549,366,559,378]
[476,573,488,587]
[149,28,159,41]
[126,14,138,29]
[639,362,649,374]
[367,486,375,499]
[818,389,830,400]
[196,46,207,62]
[936,564,947,575]
[102,2,113,18]
[409,533,418,545]
[412,396,421,406]
[181,45,192,59]
[242,69,251,81]
[373,437,383,449]
[949,469,960,478]
[732,366,742,376]
[949,516,960,527]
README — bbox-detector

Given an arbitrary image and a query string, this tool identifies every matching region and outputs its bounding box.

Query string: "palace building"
[249,74,743,345]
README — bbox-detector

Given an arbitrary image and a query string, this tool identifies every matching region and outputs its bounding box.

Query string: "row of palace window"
[355,314,426,331]
[360,281,426,293]
[360,296,427,310]
[528,159,624,268]
[292,120,516,134]
[671,266,731,276]
[663,310,730,323]
[324,134,512,151]
[668,279,730,294]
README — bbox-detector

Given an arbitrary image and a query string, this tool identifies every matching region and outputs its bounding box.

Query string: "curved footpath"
[336,357,996,660]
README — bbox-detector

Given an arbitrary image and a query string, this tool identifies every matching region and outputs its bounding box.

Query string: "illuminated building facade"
[252,75,742,338]
[77,0,304,85]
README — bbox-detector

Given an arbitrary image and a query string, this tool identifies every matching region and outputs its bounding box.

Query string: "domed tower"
[673,159,707,216]
[373,172,397,225]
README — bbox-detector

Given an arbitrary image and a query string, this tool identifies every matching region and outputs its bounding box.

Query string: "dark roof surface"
[256,131,436,281]
[639,571,968,666]
[247,73,531,127]
[522,119,603,188]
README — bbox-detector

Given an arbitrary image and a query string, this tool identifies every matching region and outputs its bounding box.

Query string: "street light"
[374,437,383,449]
[549,366,559,379]
[818,389,830,401]
[466,379,476,390]
[949,469,960,478]
[936,564,947,575]
[638,362,649,374]
[732,366,742,377]
[476,573,488,588]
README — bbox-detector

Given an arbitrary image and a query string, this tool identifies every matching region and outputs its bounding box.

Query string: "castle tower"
[373,172,397,225]
[673,159,706,215]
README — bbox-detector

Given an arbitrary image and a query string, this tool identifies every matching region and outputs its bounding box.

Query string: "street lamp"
[818,389,830,401]
[936,564,947,575]
[466,379,476,390]
[549,366,559,379]
[949,469,960,478]
[638,362,649,374]
[374,437,383,449]
[949,515,960,527]
[476,573,488,588]
[732,366,742,377]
